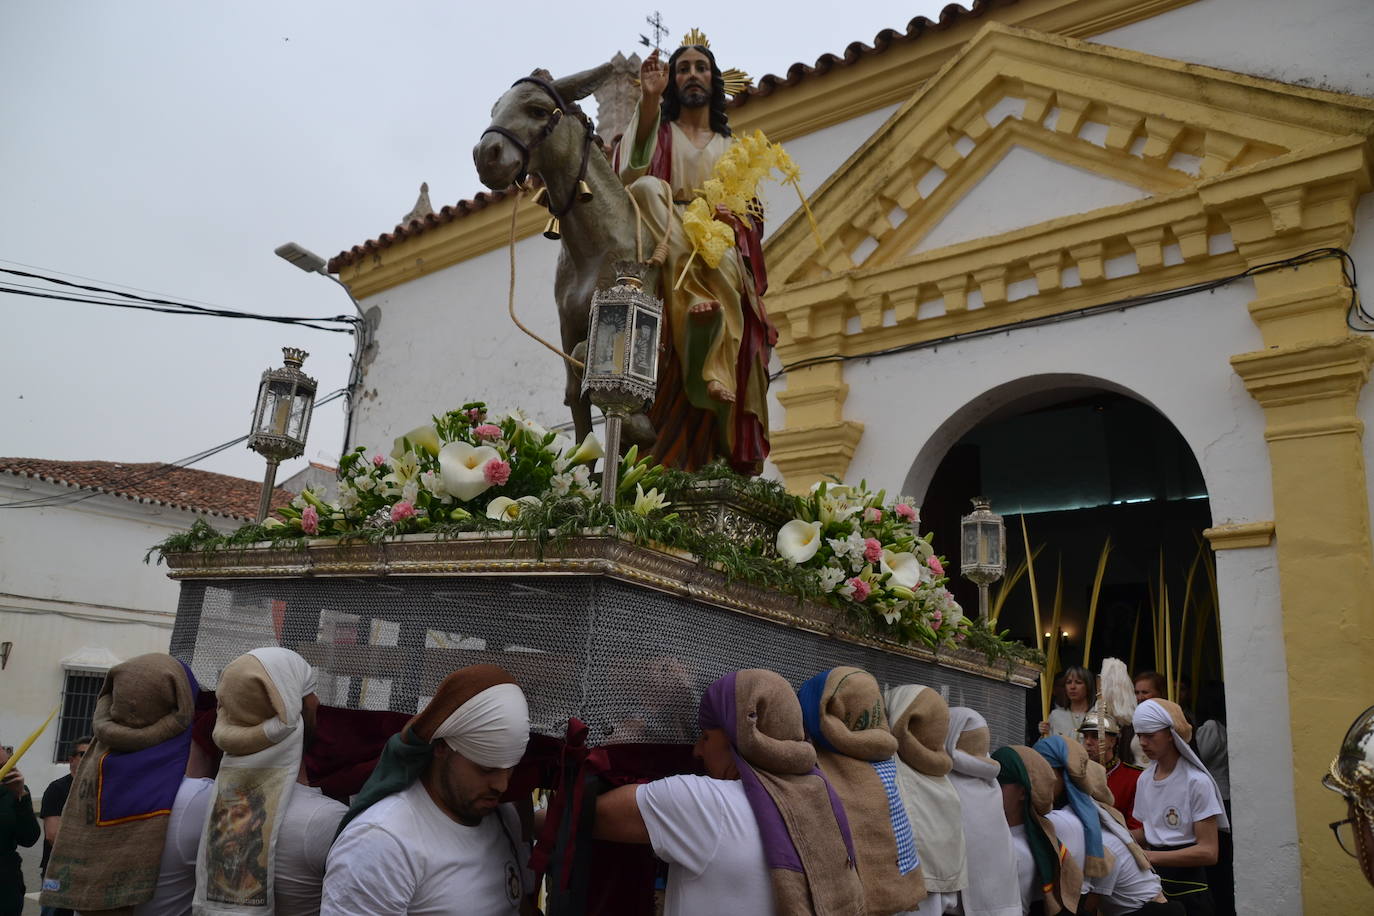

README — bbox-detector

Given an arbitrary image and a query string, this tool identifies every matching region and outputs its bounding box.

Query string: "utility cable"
[0,266,359,332]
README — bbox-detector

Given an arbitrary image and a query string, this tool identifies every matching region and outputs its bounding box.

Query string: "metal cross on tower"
[640,11,668,54]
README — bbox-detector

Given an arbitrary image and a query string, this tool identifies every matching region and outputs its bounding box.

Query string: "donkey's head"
[474,63,613,190]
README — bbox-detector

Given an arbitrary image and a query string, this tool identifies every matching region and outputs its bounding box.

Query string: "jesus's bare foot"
[689,301,721,323]
[706,380,736,403]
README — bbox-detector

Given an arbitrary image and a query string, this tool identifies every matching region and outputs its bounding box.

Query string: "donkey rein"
[506,189,584,369]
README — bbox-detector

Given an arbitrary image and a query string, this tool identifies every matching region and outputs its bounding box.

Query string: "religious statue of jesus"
[614,29,775,476]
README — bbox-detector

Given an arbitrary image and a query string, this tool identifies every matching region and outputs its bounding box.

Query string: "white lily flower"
[505,408,548,441]
[550,472,574,497]
[564,432,604,466]
[439,441,501,501]
[391,424,441,459]
[816,566,847,593]
[632,485,670,516]
[881,549,923,589]
[486,495,542,522]
[776,519,823,565]
[401,481,419,505]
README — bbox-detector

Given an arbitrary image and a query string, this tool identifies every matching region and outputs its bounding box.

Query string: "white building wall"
[0,477,238,790]
[1094,0,1374,97]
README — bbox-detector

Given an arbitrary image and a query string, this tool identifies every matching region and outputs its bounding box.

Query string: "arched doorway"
[916,382,1224,731]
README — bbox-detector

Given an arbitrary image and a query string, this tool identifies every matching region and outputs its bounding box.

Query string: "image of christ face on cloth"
[205,768,290,905]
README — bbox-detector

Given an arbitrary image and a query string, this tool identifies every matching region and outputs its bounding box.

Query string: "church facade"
[328,1,1374,910]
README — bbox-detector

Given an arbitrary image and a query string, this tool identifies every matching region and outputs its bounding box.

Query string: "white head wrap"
[246,647,316,745]
[433,682,530,768]
[944,706,1000,781]
[1132,698,1230,831]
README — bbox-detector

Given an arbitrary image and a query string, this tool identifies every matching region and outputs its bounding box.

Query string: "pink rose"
[467,407,485,421]
[863,538,882,563]
[483,459,511,486]
[927,555,944,576]
[390,501,416,522]
[931,609,943,628]
[895,503,916,521]
[864,507,882,523]
[301,505,319,535]
[373,454,385,467]
[473,424,502,441]
[847,577,871,601]
[955,631,967,642]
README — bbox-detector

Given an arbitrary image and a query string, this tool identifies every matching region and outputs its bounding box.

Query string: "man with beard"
[614,30,775,475]
[322,666,534,915]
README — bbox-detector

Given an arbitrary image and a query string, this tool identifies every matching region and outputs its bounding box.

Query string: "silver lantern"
[960,497,1006,620]
[582,262,663,503]
[248,347,317,522]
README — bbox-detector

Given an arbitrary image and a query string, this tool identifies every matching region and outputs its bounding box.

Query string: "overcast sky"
[1,0,943,486]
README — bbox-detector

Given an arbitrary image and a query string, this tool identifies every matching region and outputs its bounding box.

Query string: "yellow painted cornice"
[336,0,1209,299]
[1203,521,1275,550]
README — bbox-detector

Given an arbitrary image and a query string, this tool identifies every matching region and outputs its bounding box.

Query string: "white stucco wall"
[0,477,238,790]
[351,234,568,452]
[1095,0,1374,97]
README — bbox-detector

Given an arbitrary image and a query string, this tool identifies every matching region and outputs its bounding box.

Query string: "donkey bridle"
[481,76,597,220]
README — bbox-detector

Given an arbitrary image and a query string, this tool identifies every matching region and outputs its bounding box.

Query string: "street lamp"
[274,241,367,451]
[960,496,1006,621]
[581,262,663,503]
[248,348,317,523]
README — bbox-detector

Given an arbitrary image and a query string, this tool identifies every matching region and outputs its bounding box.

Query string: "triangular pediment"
[766,22,1374,286]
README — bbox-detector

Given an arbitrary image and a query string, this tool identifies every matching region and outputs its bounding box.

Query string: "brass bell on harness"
[530,186,549,207]
[576,180,593,203]
[543,216,561,240]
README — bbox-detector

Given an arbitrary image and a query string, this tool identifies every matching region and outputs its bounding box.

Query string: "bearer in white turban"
[1131,698,1228,915]
[321,664,533,915]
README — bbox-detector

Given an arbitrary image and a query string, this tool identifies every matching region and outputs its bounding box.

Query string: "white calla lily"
[565,432,605,466]
[391,424,441,459]
[487,495,542,522]
[777,519,823,565]
[881,549,923,589]
[438,441,501,501]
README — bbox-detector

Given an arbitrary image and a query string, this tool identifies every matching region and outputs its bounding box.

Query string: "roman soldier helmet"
[1323,705,1374,885]
[1077,700,1120,735]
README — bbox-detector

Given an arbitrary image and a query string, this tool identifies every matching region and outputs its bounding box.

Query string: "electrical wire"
[771,247,1365,380]
[0,389,347,510]
[0,266,359,333]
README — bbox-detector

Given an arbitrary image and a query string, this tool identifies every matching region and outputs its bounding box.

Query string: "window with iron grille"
[53,669,104,762]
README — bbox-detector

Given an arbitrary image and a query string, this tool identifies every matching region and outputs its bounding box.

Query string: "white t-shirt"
[321,781,529,915]
[132,776,214,916]
[1007,824,1036,914]
[636,774,773,916]
[1045,809,1087,888]
[1134,761,1226,847]
[275,785,347,916]
[1091,827,1163,916]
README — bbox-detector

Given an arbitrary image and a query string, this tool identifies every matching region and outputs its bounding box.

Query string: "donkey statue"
[473,63,657,447]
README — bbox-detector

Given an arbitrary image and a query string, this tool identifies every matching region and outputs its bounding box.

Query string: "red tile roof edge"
[327,0,1007,273]
[0,458,297,522]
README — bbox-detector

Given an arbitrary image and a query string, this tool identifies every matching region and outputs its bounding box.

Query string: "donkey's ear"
[552,62,615,102]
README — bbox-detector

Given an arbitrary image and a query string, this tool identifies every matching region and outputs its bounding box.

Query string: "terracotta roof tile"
[327,1,1007,273]
[0,458,297,521]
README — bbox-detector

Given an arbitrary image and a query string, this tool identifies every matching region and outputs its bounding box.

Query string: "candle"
[0,705,60,783]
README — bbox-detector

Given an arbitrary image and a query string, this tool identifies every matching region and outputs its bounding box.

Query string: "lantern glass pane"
[629,308,659,383]
[590,302,630,377]
[962,523,979,570]
[287,391,310,440]
[982,521,1002,566]
[267,380,296,437]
